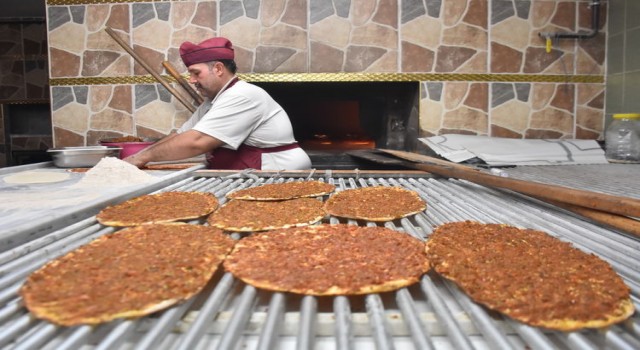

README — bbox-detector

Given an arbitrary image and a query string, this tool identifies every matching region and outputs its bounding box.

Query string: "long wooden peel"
[537,198,640,237]
[378,149,640,219]
[162,61,204,105]
[104,27,196,113]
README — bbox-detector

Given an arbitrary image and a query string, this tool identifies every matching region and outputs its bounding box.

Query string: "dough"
[3,171,71,184]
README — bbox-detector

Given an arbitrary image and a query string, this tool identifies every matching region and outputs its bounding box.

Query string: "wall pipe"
[538,0,601,40]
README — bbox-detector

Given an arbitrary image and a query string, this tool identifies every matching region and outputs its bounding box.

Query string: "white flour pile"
[73,157,157,188]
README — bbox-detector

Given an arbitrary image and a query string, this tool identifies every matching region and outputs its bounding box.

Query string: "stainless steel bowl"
[47,146,122,168]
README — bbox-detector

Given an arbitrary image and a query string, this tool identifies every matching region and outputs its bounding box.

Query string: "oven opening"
[255,81,420,169]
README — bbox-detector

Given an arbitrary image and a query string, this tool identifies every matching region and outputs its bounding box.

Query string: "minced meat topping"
[223,224,430,295]
[20,224,234,326]
[97,192,219,226]
[425,221,631,330]
[227,180,336,200]
[207,197,325,232]
[324,186,426,221]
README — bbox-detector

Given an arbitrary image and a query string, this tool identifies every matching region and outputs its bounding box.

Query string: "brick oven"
[255,80,420,169]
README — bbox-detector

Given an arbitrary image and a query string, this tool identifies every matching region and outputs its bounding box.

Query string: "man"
[125,37,311,170]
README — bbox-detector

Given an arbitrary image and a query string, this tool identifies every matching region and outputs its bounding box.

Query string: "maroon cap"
[179,37,235,67]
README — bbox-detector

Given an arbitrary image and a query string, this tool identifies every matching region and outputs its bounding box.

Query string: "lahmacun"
[96,191,219,227]
[223,224,430,295]
[207,197,325,232]
[425,221,634,331]
[324,186,426,221]
[20,223,235,326]
[226,180,335,201]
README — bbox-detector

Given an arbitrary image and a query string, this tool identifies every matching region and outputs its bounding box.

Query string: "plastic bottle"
[605,113,640,163]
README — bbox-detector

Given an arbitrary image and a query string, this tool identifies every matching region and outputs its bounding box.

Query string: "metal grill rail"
[0,171,638,350]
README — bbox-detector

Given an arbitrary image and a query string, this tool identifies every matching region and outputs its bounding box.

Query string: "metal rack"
[0,170,638,349]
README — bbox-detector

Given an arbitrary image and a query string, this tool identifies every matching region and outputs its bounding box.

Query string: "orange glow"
[300,139,375,151]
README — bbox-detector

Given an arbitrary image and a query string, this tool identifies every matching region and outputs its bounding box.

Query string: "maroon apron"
[206,143,300,169]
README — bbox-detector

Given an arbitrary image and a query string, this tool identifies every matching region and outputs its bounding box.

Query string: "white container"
[605,113,640,163]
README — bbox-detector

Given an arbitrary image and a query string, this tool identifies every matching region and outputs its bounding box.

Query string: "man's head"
[179,37,234,66]
[179,37,237,99]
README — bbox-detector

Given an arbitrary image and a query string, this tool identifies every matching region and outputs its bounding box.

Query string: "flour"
[73,157,157,188]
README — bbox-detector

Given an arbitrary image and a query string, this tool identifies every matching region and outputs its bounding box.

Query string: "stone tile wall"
[46,0,607,148]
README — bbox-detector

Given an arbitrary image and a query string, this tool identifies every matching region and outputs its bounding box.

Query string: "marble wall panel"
[310,0,396,72]
[420,81,488,136]
[222,0,307,73]
[400,0,487,73]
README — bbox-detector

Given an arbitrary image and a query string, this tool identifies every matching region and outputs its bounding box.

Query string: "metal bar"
[442,279,515,349]
[296,296,317,350]
[365,294,394,350]
[94,320,138,350]
[0,284,22,306]
[136,298,198,350]
[0,225,113,279]
[505,319,557,350]
[622,319,640,339]
[0,314,38,348]
[0,217,95,266]
[53,325,94,350]
[176,273,236,350]
[0,299,22,324]
[605,328,640,350]
[419,277,474,350]
[395,288,433,350]
[257,292,286,350]
[554,332,600,350]
[216,285,258,350]
[10,322,58,350]
[333,296,354,350]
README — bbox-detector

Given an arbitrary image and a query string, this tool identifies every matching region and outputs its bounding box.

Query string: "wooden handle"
[540,198,640,238]
[104,27,196,113]
[162,61,204,105]
[379,149,640,218]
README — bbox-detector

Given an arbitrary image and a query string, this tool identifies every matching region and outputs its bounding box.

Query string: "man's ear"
[213,61,225,76]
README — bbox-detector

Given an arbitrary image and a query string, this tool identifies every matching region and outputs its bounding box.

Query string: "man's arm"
[124,130,224,167]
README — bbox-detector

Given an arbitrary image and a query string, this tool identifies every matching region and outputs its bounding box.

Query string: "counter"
[0,161,203,252]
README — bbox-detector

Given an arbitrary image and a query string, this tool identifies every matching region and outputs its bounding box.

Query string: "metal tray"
[47,146,122,167]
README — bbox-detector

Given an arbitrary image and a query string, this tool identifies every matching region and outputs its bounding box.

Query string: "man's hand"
[123,152,149,168]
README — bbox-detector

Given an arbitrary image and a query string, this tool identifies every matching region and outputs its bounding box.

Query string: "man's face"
[187,62,221,99]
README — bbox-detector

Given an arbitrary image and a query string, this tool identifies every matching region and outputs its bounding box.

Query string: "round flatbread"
[3,171,71,184]
[425,221,635,331]
[207,198,325,232]
[226,180,336,201]
[324,186,426,221]
[96,191,219,227]
[20,223,235,326]
[224,224,430,295]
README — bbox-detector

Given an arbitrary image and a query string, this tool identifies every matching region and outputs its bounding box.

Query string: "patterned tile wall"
[45,0,607,148]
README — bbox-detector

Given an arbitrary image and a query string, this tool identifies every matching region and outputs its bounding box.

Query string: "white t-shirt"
[178,80,311,170]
